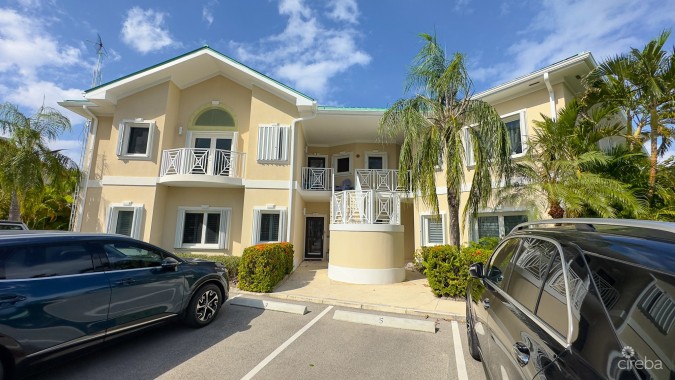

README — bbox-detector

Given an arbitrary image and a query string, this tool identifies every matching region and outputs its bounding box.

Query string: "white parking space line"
[240,305,334,380]
[451,321,469,380]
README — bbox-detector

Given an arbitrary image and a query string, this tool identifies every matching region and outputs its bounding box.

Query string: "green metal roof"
[318,106,387,112]
[84,46,315,102]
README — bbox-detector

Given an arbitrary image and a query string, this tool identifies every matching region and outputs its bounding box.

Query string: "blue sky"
[0,0,674,164]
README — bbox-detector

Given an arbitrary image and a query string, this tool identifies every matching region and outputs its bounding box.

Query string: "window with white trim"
[332,153,353,175]
[175,207,230,249]
[421,214,445,246]
[106,204,143,239]
[365,151,387,170]
[503,111,527,156]
[252,208,287,244]
[463,110,527,166]
[475,213,528,240]
[257,124,289,162]
[116,120,155,159]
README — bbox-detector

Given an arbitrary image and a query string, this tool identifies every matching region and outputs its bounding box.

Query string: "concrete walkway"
[232,261,466,321]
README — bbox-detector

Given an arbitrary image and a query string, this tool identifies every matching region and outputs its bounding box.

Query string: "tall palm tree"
[584,30,675,205]
[499,100,643,219]
[0,102,77,222]
[379,34,512,247]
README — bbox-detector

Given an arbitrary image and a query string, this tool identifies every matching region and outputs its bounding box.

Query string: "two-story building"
[60,46,596,284]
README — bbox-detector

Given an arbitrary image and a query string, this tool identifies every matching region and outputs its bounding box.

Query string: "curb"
[230,289,465,322]
[333,309,437,333]
[230,297,308,315]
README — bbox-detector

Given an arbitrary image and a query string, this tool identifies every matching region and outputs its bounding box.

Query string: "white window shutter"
[279,209,287,242]
[252,209,261,244]
[218,209,229,249]
[105,207,114,233]
[116,123,126,156]
[132,206,143,239]
[519,112,528,153]
[279,126,289,161]
[464,128,475,166]
[257,124,289,162]
[174,210,185,248]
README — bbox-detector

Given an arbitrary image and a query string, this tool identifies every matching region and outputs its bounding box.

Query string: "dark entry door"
[304,217,324,259]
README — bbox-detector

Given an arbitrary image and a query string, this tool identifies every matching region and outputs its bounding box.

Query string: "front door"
[191,134,234,176]
[304,217,324,259]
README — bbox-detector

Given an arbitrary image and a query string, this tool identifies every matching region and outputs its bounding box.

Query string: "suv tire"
[466,301,481,361]
[185,284,222,328]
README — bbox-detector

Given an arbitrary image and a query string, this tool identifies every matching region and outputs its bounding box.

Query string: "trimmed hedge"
[424,244,493,298]
[176,253,240,283]
[238,243,295,292]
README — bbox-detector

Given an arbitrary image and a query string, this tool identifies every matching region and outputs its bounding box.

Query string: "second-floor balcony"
[158,148,246,187]
[331,190,402,225]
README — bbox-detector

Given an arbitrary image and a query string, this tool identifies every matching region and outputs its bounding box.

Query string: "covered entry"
[304,216,325,259]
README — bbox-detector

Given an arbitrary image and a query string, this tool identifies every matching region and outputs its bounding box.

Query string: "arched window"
[194,108,235,127]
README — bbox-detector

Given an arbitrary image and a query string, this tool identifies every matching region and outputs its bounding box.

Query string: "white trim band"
[328,264,405,284]
[330,224,405,233]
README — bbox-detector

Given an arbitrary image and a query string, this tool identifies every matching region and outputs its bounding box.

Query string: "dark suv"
[466,219,674,380]
[0,232,229,379]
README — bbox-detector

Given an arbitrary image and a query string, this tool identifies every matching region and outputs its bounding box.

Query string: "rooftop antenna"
[88,33,107,88]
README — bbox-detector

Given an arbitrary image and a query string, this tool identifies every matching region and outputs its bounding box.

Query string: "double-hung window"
[421,214,445,246]
[175,207,231,249]
[117,120,155,159]
[257,124,289,162]
[106,203,144,239]
[252,208,287,244]
[475,213,528,240]
[503,110,527,156]
[463,110,527,166]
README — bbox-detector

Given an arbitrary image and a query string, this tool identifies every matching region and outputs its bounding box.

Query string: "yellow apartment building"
[60,47,596,284]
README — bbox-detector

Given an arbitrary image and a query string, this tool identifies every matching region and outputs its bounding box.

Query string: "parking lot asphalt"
[30,295,486,380]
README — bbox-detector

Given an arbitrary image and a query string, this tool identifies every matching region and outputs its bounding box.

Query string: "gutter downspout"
[286,102,318,242]
[543,72,556,120]
[76,105,98,232]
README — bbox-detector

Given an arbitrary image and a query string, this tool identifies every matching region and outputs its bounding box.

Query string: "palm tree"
[379,34,512,247]
[0,102,77,223]
[499,100,643,218]
[584,30,675,205]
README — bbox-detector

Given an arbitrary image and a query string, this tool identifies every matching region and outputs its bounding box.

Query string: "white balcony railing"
[331,190,401,225]
[355,169,410,192]
[301,167,333,190]
[160,148,246,178]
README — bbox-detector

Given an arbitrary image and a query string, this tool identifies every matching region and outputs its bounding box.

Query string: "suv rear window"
[0,243,94,279]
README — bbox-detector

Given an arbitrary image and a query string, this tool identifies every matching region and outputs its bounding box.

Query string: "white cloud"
[327,0,359,24]
[121,7,178,54]
[202,0,218,27]
[0,79,85,123]
[0,8,81,77]
[230,0,371,99]
[472,0,675,87]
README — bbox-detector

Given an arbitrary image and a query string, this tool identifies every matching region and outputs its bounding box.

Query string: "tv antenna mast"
[89,34,107,88]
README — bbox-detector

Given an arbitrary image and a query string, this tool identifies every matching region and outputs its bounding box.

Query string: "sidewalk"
[231,261,466,321]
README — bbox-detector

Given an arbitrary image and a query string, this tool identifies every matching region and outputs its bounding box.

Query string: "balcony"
[299,167,333,201]
[331,190,402,225]
[355,169,409,192]
[158,148,246,187]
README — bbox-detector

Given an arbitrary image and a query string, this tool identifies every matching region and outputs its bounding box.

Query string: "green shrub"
[424,244,494,298]
[467,236,501,251]
[176,253,240,283]
[237,243,294,292]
